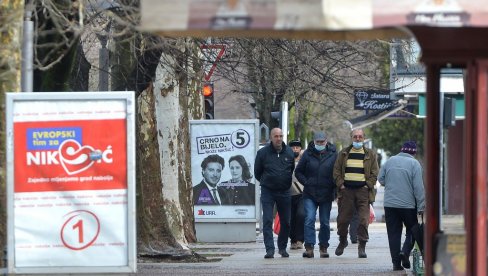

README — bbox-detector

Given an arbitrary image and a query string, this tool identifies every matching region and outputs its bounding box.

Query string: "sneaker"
[264,250,274,259]
[278,249,289,257]
[290,242,298,250]
[295,241,304,249]
[400,252,411,269]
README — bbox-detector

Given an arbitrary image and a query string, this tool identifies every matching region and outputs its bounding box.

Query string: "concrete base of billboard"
[195,222,256,242]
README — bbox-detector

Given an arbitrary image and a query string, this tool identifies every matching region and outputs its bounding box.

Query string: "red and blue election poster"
[7,93,135,273]
[190,120,259,222]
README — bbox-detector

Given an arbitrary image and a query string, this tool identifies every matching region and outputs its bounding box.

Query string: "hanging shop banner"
[190,120,259,222]
[354,90,395,110]
[6,92,136,274]
[373,0,485,28]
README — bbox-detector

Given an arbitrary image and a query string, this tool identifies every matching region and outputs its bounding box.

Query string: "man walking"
[333,128,378,258]
[295,131,337,258]
[378,141,425,271]
[255,128,295,258]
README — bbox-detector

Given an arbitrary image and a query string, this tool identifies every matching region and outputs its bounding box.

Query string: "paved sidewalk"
[138,222,413,276]
[3,222,412,275]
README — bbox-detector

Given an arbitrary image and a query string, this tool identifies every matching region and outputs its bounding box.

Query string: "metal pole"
[280,101,288,144]
[439,91,444,223]
[424,64,441,276]
[21,4,34,92]
[98,46,109,91]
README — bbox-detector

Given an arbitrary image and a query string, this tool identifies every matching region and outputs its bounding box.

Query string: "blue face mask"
[314,144,326,151]
[352,142,363,149]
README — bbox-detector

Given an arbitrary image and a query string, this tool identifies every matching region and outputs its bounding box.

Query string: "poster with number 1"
[6,92,136,274]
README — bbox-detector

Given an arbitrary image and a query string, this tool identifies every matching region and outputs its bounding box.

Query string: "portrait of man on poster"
[193,154,226,205]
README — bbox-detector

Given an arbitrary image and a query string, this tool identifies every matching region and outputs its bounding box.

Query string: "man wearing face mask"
[333,128,379,258]
[294,131,337,258]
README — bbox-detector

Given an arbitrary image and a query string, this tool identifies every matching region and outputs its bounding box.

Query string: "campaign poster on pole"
[6,92,136,274]
[190,120,259,222]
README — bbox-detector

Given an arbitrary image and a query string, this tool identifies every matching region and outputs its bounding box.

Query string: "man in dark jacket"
[255,128,295,259]
[294,131,337,258]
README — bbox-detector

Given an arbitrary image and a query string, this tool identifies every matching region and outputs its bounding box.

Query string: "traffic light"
[202,83,214,119]
[271,111,282,128]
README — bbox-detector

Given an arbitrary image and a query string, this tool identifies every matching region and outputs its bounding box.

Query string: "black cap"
[289,140,302,148]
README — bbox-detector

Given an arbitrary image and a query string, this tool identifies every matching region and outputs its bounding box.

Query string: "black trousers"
[384,207,418,265]
[289,194,304,243]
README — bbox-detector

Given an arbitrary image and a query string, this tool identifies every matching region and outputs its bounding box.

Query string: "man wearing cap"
[255,128,295,259]
[378,141,425,271]
[333,128,378,259]
[288,139,305,250]
[295,131,337,258]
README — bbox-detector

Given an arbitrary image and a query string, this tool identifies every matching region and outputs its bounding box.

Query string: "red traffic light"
[202,84,213,97]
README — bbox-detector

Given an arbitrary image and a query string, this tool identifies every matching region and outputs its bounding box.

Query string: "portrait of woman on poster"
[220,155,256,205]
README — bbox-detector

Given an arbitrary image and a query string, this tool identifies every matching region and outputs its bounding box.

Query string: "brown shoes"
[302,244,314,258]
[319,245,329,258]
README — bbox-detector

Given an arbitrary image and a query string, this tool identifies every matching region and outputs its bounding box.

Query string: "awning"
[139,0,488,40]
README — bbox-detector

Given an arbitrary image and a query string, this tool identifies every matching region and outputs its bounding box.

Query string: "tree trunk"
[136,39,201,256]
[0,0,24,267]
[136,86,187,255]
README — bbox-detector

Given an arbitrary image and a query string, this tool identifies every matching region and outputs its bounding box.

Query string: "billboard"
[6,92,136,274]
[190,120,259,222]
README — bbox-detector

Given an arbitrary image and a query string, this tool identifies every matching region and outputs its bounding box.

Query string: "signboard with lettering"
[374,0,474,27]
[354,90,395,110]
[188,0,275,30]
[190,120,259,222]
[6,92,136,274]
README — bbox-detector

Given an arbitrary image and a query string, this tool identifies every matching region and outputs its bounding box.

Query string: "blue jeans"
[303,198,332,248]
[261,186,291,252]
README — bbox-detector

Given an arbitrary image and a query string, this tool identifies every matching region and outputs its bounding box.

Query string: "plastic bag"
[273,213,281,234]
[369,204,376,224]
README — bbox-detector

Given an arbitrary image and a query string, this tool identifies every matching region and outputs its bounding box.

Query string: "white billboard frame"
[190,119,260,223]
[6,92,136,274]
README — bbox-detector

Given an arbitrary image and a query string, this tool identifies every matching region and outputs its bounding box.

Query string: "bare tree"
[0,0,204,263]
[209,38,389,144]
[1,0,421,266]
